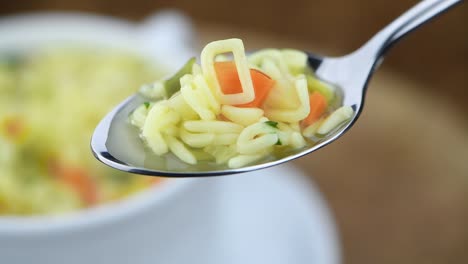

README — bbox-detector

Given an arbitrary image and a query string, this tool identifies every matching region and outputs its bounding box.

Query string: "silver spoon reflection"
[92,0,461,177]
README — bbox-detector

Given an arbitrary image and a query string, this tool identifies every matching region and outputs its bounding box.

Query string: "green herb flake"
[144,102,150,109]
[264,121,278,128]
[275,139,282,145]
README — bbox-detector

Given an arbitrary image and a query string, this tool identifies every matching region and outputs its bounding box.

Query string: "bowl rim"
[0,11,197,234]
[0,179,197,235]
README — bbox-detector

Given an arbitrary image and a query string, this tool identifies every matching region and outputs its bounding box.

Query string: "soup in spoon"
[128,38,353,170]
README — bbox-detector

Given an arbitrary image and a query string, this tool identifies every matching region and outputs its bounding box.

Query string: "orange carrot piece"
[240,69,275,107]
[215,61,243,94]
[302,92,328,127]
[214,61,275,107]
[1,116,27,143]
[52,165,98,206]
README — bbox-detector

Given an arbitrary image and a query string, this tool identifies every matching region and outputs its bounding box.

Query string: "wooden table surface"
[198,23,468,264]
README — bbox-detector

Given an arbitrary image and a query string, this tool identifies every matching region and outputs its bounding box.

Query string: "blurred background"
[1,0,467,263]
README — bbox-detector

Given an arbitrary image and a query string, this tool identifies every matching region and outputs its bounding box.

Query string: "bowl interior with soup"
[0,46,168,215]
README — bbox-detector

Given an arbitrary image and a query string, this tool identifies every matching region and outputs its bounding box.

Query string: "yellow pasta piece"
[180,73,220,120]
[237,121,278,154]
[249,49,291,77]
[281,49,307,75]
[248,49,283,67]
[260,58,283,80]
[144,131,168,155]
[166,135,197,165]
[276,130,291,146]
[183,120,243,134]
[214,54,231,62]
[180,74,193,86]
[228,153,267,169]
[221,105,264,126]
[143,102,180,131]
[200,38,255,105]
[139,81,166,99]
[212,133,239,145]
[277,122,294,132]
[290,131,307,149]
[163,125,179,137]
[265,75,310,122]
[302,119,323,137]
[204,145,237,164]
[192,63,202,75]
[263,78,299,109]
[141,102,180,155]
[289,122,301,132]
[193,74,220,114]
[130,104,149,129]
[191,149,215,161]
[181,82,216,120]
[180,128,215,148]
[238,133,277,155]
[317,106,354,135]
[167,92,198,120]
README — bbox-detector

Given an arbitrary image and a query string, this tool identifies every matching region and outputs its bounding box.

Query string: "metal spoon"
[91,0,462,177]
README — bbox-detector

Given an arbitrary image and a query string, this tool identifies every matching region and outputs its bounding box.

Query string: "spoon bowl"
[92,0,462,177]
[91,53,355,177]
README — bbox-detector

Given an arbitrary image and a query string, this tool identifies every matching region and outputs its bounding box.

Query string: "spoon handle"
[362,0,462,58]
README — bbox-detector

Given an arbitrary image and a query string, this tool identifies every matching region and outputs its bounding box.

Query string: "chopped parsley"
[143,102,150,109]
[275,139,282,145]
[264,121,278,128]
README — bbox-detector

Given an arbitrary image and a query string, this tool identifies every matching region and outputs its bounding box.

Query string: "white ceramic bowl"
[0,12,341,264]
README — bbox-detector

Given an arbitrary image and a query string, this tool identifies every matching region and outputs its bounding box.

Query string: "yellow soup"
[0,47,166,215]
